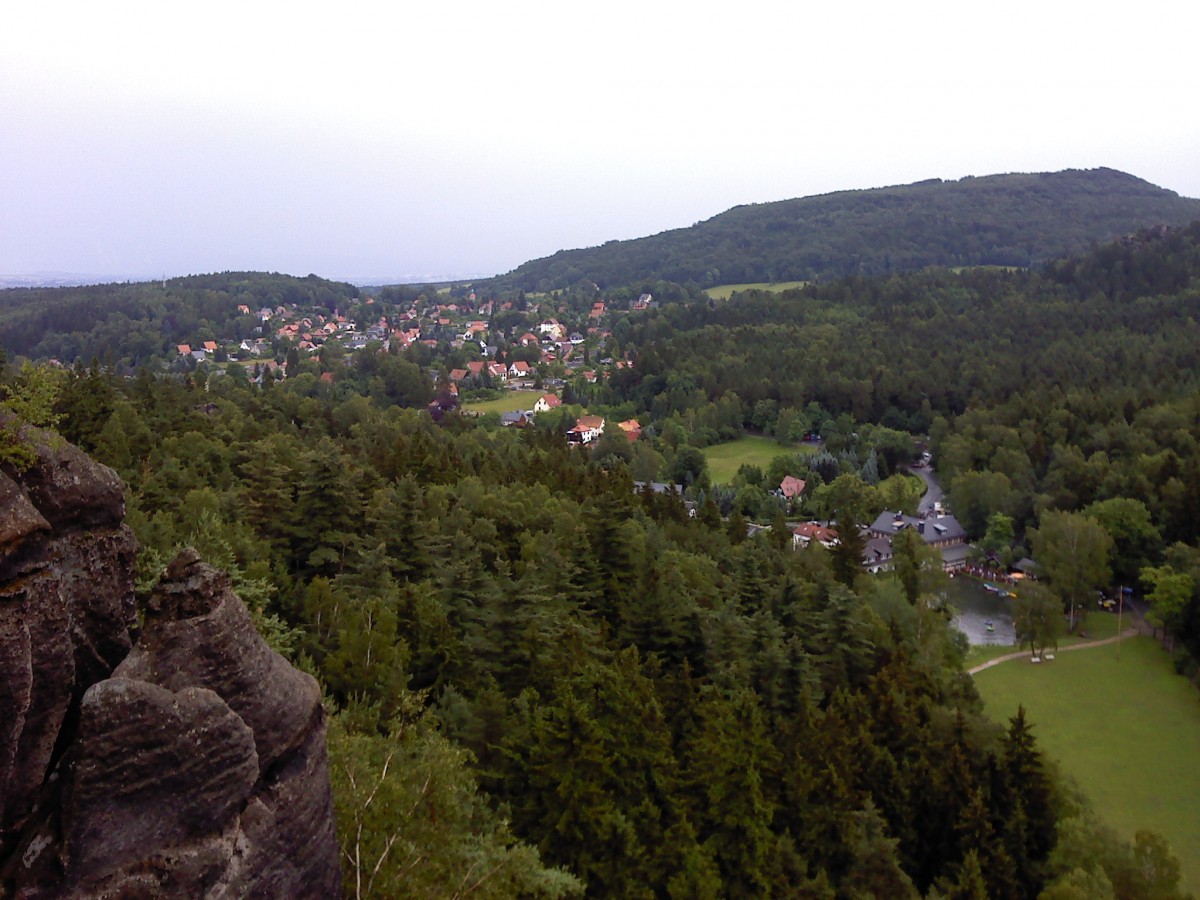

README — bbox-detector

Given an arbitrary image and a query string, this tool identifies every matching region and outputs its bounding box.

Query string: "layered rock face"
[0,429,340,897]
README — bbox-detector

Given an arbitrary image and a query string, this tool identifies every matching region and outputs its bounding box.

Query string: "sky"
[3,1,1199,284]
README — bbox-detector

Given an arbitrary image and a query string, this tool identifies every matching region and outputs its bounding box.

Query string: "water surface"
[945,575,1016,646]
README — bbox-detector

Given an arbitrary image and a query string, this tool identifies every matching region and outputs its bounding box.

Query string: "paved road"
[907,465,943,515]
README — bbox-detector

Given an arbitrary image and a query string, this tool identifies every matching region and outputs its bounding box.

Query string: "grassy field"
[702,434,813,484]
[974,634,1200,893]
[963,608,1125,668]
[705,281,808,301]
[461,391,540,415]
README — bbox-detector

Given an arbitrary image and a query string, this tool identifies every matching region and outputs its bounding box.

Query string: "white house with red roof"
[567,415,605,444]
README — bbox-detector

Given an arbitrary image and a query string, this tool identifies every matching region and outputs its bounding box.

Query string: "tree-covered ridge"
[0,271,359,365]
[487,168,1200,291]
[605,222,1200,655]
[2,355,1175,897]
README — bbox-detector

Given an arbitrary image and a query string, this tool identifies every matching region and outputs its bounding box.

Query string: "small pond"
[944,574,1017,646]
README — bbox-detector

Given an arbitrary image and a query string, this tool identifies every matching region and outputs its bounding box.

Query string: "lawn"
[702,434,813,484]
[962,608,1125,668]
[705,281,808,301]
[461,391,540,415]
[974,634,1200,894]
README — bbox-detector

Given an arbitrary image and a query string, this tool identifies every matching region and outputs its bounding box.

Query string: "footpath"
[968,627,1141,675]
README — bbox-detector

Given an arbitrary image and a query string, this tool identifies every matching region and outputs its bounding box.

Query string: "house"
[501,411,530,427]
[863,536,894,573]
[449,368,469,383]
[534,394,561,412]
[202,341,218,354]
[792,521,838,550]
[867,510,968,571]
[176,344,192,356]
[779,476,807,500]
[617,419,642,442]
[466,361,486,377]
[509,360,532,379]
[634,481,685,495]
[567,415,605,444]
[487,362,508,381]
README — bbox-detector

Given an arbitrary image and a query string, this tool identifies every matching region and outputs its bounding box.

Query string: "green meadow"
[702,434,812,484]
[973,635,1200,894]
[963,608,1125,668]
[705,281,808,301]
[462,391,540,415]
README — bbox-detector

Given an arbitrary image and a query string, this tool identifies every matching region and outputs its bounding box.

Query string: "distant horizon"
[6,4,1198,287]
[4,166,1197,291]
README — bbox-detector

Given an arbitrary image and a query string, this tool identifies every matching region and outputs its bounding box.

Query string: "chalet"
[863,536,894,574]
[567,415,605,444]
[792,521,838,550]
[534,394,561,412]
[779,475,807,500]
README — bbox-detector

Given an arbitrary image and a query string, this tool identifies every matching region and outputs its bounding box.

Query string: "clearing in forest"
[973,634,1200,894]
[702,434,813,484]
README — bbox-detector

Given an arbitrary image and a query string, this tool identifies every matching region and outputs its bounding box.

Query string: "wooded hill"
[3,226,1199,896]
[0,271,359,365]
[486,168,1200,292]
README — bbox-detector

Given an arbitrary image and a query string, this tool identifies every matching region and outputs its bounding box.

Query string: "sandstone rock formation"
[0,426,340,897]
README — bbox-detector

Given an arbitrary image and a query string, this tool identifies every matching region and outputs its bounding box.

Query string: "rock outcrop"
[0,426,340,897]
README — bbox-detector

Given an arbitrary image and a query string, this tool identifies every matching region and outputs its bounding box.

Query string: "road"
[907,464,943,515]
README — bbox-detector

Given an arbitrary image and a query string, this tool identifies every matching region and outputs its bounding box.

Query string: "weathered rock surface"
[0,427,340,897]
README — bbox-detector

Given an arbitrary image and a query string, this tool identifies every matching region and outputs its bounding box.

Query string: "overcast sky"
[3,1,1198,284]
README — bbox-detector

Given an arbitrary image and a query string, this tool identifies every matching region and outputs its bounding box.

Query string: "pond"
[944,574,1017,646]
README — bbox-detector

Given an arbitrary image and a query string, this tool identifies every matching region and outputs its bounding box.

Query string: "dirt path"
[968,627,1141,675]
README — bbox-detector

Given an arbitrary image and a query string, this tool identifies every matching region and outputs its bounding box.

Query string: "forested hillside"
[3,226,1199,896]
[0,361,1176,898]
[0,271,359,365]
[607,222,1200,655]
[487,168,1200,291]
